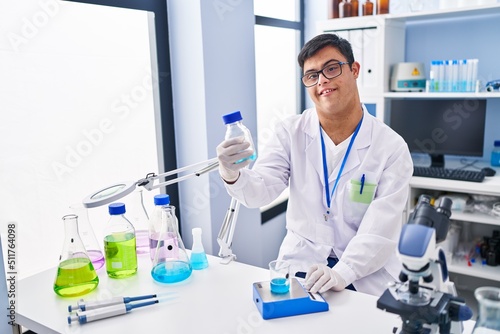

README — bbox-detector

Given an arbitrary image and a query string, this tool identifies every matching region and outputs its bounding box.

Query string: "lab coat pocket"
[343,179,377,224]
[348,180,376,204]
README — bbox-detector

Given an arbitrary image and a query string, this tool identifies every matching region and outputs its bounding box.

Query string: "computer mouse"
[481,167,496,177]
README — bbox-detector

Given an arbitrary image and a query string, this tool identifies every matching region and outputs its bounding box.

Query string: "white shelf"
[410,175,500,197]
[320,3,500,26]
[448,261,500,281]
[450,211,500,227]
[384,92,500,99]
[410,175,500,226]
[386,3,500,23]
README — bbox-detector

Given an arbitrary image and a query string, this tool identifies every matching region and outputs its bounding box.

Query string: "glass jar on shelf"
[376,0,389,14]
[362,0,374,15]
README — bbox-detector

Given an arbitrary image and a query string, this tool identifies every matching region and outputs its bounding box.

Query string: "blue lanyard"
[319,115,363,214]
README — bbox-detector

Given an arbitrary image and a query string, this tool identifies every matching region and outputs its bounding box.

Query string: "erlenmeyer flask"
[472,286,500,333]
[125,188,150,255]
[53,214,99,297]
[151,204,192,283]
[69,203,105,270]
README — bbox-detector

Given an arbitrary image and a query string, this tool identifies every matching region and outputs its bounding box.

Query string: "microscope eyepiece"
[416,194,432,207]
[436,197,452,218]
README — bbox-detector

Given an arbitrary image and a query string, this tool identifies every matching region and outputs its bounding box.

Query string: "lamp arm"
[137,157,238,264]
[217,197,240,265]
[137,158,219,191]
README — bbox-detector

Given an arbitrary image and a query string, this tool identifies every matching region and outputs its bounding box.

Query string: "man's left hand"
[304,264,346,294]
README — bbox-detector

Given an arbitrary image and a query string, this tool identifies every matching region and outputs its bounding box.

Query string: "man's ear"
[351,61,361,79]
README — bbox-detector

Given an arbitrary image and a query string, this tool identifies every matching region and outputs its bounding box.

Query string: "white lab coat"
[226,106,413,296]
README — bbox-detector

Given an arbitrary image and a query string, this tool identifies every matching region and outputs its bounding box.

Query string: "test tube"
[445,60,453,92]
[471,59,478,93]
[451,60,458,92]
[438,60,445,92]
[430,60,438,92]
[459,59,467,92]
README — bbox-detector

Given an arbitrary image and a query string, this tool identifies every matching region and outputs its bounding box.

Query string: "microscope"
[377,195,473,334]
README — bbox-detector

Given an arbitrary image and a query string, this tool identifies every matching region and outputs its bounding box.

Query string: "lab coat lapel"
[304,110,326,186]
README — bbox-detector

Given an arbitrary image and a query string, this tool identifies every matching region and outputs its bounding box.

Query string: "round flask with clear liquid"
[53,214,99,297]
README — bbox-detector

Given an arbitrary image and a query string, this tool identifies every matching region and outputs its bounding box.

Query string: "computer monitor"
[390,98,487,168]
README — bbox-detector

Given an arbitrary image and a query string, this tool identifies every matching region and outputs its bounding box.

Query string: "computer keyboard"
[413,166,485,182]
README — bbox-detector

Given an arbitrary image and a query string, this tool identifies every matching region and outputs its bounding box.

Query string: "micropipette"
[68,294,156,312]
[68,300,158,325]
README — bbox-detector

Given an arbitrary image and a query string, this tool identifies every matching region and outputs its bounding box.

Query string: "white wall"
[166,0,266,267]
[0,1,161,278]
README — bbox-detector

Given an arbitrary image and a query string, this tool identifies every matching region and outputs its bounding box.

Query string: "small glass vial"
[362,0,374,15]
[491,140,500,167]
[103,203,137,278]
[190,228,209,270]
[53,214,99,297]
[222,111,257,164]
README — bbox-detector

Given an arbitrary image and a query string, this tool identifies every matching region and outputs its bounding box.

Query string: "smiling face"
[303,45,361,121]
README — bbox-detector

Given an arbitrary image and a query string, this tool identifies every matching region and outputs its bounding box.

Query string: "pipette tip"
[68,315,77,324]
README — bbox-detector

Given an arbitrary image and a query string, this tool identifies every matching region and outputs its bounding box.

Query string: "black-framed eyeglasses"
[301,62,350,87]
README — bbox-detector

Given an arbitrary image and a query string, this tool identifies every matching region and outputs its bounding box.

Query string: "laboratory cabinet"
[316,3,500,122]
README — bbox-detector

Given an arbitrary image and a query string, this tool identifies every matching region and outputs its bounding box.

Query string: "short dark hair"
[297,33,355,70]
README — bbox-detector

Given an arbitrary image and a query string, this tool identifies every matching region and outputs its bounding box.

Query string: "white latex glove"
[216,136,253,183]
[304,264,346,294]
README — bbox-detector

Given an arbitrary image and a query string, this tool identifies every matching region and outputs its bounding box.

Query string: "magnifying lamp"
[82,158,239,264]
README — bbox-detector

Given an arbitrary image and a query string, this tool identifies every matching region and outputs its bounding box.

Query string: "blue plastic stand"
[253,278,329,320]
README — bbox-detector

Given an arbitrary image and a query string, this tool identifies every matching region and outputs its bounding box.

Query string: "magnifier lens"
[91,184,127,200]
[83,181,137,208]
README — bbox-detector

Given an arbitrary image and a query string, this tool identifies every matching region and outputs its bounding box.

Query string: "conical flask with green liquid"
[53,214,99,297]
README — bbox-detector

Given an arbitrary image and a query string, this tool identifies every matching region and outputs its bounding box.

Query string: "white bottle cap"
[192,227,202,236]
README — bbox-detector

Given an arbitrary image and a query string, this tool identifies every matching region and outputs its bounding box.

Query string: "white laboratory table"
[17,254,474,334]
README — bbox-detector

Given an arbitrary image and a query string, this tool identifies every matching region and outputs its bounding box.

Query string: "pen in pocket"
[360,174,365,194]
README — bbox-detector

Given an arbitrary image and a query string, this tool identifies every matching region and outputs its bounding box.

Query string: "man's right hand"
[216,137,253,183]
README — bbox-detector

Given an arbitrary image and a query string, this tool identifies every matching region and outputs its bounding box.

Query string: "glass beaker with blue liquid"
[269,260,290,294]
[151,203,192,283]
